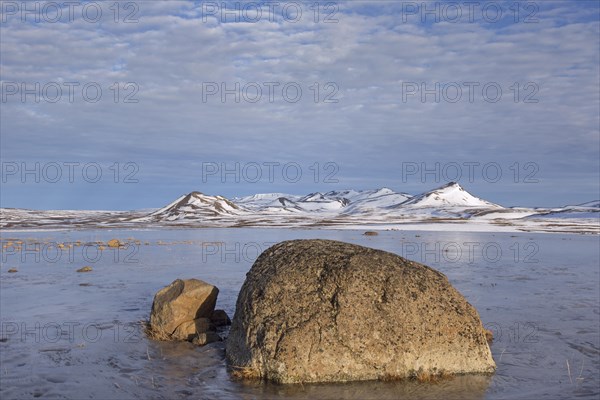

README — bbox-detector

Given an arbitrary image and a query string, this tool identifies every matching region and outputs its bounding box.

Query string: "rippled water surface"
[1,229,598,399]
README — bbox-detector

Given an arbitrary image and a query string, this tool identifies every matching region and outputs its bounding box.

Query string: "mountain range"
[136,182,498,221]
[1,182,598,233]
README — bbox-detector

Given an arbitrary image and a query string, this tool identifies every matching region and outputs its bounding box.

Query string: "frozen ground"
[0,229,598,399]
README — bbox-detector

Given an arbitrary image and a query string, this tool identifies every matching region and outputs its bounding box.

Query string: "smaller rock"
[149,279,219,340]
[210,309,231,327]
[171,321,195,341]
[193,332,222,346]
[77,266,93,273]
[171,318,214,341]
[7,268,17,273]
[363,231,378,236]
[107,239,121,248]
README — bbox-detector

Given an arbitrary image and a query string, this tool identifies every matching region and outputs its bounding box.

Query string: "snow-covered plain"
[1,183,598,234]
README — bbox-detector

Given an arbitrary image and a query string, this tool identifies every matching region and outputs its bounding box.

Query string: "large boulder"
[226,239,495,383]
[149,279,219,341]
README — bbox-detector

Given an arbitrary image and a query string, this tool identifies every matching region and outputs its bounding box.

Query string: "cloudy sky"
[1,1,599,210]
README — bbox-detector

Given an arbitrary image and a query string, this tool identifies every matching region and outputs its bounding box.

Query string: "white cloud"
[1,1,598,208]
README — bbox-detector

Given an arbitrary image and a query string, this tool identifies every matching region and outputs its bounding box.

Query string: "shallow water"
[1,229,598,399]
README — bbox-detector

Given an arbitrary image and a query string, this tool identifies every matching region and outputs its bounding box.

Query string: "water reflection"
[236,374,492,400]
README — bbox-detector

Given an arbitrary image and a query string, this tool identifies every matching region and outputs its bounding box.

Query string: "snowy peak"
[283,188,411,213]
[369,187,395,196]
[298,192,329,202]
[288,195,350,212]
[324,188,394,200]
[234,193,299,203]
[323,189,361,199]
[402,182,502,208]
[149,191,243,220]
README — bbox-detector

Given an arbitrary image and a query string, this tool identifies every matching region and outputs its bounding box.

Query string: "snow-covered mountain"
[292,192,351,211]
[236,188,411,214]
[400,182,502,208]
[139,191,244,222]
[524,201,600,220]
[337,188,413,214]
[140,183,498,222]
[234,193,302,208]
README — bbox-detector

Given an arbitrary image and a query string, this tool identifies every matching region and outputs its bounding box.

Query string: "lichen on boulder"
[226,239,495,383]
